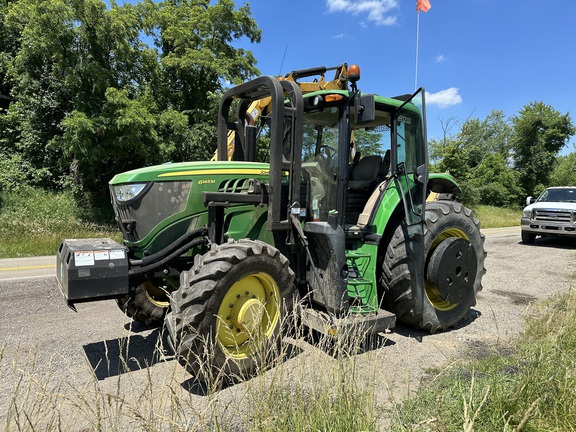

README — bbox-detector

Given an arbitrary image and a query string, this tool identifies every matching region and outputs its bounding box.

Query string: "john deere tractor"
[56,64,486,379]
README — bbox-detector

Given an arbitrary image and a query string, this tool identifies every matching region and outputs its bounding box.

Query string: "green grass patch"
[471,204,521,229]
[390,291,576,431]
[0,187,120,258]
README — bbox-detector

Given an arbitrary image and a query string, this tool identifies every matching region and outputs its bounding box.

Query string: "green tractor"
[57,64,486,380]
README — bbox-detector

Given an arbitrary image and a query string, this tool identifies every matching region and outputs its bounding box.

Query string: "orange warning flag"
[417,0,431,12]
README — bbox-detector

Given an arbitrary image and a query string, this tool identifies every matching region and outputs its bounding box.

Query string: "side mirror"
[354,93,375,124]
[415,164,428,184]
[526,196,534,205]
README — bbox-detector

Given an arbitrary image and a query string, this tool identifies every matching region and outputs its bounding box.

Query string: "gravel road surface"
[1,228,574,430]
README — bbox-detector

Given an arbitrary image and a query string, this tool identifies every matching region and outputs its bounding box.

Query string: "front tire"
[116,280,169,327]
[521,231,536,244]
[380,201,486,333]
[165,240,295,382]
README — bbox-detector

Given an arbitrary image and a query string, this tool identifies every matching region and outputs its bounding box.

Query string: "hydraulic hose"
[128,236,207,277]
[129,227,207,267]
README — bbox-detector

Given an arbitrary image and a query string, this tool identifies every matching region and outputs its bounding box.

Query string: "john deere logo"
[197,179,216,185]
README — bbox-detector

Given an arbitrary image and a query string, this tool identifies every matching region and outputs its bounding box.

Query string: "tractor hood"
[109,161,272,185]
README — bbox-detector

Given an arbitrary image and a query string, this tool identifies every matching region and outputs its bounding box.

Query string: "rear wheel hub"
[426,237,477,304]
[231,298,266,334]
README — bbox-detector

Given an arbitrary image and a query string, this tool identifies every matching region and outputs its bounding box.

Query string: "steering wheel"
[317,145,337,161]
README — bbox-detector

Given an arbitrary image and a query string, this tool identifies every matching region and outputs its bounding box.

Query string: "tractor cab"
[299,86,429,232]
[216,68,429,230]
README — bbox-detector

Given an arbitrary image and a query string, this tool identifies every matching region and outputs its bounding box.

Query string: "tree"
[430,111,514,205]
[0,0,17,109]
[137,0,262,162]
[140,0,261,119]
[550,152,576,187]
[433,139,471,183]
[0,0,262,196]
[511,101,576,196]
[1,0,77,187]
[458,110,513,168]
[353,128,387,157]
[429,110,513,181]
[468,153,523,207]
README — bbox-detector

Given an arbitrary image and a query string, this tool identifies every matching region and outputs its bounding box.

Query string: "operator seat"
[346,151,391,226]
[348,155,382,190]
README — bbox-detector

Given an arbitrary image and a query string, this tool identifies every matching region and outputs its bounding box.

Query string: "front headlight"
[113,183,148,203]
[522,209,532,218]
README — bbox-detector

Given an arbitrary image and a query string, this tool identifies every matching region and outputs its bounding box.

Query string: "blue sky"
[237,0,576,151]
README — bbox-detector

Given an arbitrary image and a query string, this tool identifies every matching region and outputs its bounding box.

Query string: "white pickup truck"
[521,186,576,243]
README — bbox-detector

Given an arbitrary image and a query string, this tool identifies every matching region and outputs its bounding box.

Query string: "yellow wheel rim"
[143,281,170,308]
[425,228,470,312]
[216,272,280,359]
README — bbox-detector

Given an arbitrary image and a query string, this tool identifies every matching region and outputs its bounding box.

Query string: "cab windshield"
[301,97,426,223]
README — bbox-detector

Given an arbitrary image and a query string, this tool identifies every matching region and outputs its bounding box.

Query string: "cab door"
[392,87,428,226]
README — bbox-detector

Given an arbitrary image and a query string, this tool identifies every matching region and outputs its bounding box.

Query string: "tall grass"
[390,291,576,431]
[471,204,521,229]
[0,187,119,258]
[235,328,382,432]
[2,308,385,431]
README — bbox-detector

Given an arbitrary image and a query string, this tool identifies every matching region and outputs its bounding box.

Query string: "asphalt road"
[3,224,574,431]
[0,255,57,281]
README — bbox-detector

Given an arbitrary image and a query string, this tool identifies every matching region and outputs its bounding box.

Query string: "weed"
[470,205,521,229]
[389,291,576,431]
[0,187,119,258]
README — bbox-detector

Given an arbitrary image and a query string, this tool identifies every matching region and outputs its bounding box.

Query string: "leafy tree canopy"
[0,0,261,195]
[511,101,575,196]
[550,152,576,187]
[429,106,575,207]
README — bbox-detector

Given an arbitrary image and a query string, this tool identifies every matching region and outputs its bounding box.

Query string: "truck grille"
[534,209,574,223]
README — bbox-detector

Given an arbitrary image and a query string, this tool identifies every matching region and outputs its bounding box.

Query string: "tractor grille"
[217,178,251,193]
[112,181,192,242]
[534,209,574,223]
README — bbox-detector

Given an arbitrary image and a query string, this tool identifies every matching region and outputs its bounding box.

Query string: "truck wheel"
[116,280,169,327]
[380,201,486,333]
[521,231,536,244]
[165,240,295,382]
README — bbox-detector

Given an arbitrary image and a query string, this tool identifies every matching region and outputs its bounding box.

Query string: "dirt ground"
[0,230,574,430]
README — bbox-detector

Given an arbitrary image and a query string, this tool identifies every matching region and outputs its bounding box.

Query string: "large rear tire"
[380,201,486,333]
[116,280,169,327]
[165,239,295,382]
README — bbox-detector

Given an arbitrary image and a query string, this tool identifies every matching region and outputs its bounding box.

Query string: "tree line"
[0,0,260,197]
[430,104,575,207]
[2,0,575,209]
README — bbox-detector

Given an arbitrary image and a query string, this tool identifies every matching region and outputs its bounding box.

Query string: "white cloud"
[435,54,447,63]
[426,88,463,108]
[326,0,399,26]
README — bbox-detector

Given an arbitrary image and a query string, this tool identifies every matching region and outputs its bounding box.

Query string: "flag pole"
[415,10,420,91]
[414,0,430,90]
